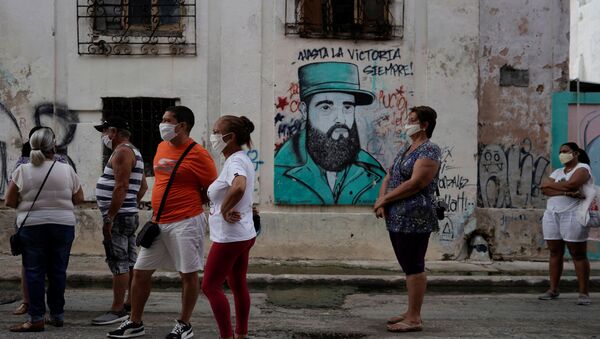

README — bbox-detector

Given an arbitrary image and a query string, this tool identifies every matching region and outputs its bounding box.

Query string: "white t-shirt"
[207,151,256,243]
[12,160,81,227]
[546,163,593,212]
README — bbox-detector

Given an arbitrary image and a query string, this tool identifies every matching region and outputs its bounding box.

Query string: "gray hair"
[29,128,56,166]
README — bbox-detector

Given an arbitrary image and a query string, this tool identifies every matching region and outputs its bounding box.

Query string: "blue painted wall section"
[552,91,600,260]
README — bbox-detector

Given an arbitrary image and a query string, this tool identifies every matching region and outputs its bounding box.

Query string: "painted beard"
[306,120,361,172]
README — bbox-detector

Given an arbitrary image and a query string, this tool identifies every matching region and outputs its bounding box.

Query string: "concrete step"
[2,254,600,291]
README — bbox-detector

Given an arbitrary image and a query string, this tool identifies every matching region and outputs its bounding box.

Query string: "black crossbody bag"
[136,142,196,248]
[10,160,57,256]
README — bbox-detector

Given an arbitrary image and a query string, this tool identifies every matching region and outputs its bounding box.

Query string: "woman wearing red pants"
[203,115,257,339]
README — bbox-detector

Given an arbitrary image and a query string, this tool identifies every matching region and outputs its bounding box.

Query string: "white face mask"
[210,133,231,154]
[404,123,422,137]
[102,134,113,150]
[559,152,574,165]
[159,123,178,141]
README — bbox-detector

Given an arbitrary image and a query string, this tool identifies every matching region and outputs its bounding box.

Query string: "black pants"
[388,231,430,275]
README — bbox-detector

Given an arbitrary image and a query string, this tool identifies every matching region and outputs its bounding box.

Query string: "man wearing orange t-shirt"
[108,106,217,339]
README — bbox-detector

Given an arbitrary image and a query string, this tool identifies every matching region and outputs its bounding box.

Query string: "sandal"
[12,303,28,315]
[387,315,405,324]
[538,290,560,300]
[386,320,423,333]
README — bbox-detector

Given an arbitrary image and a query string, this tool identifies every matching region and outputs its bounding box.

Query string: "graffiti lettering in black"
[443,191,475,213]
[347,48,402,62]
[277,118,303,140]
[439,174,470,190]
[363,63,414,77]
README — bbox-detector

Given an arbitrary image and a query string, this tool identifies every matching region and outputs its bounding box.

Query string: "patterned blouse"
[385,140,441,234]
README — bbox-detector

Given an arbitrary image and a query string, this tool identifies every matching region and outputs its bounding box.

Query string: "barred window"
[93,0,183,35]
[285,0,403,40]
[77,0,196,56]
[101,97,178,176]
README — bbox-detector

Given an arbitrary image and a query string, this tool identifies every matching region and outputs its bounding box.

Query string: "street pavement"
[0,254,598,338]
[0,289,599,338]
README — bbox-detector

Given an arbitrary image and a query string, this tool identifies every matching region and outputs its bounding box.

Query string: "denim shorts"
[106,213,139,275]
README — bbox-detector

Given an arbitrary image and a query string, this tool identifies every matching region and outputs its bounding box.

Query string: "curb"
[2,273,599,289]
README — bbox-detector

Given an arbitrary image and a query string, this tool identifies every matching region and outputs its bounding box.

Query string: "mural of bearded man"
[274,62,386,205]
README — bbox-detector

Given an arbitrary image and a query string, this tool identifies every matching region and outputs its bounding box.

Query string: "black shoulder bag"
[136,142,196,248]
[10,160,57,256]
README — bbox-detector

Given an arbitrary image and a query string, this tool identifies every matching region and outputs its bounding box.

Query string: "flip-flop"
[387,320,423,333]
[387,315,405,324]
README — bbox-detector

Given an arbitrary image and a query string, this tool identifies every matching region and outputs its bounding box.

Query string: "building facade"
[2,0,592,260]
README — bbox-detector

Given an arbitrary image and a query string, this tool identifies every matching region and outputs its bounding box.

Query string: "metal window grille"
[285,0,403,40]
[77,0,196,56]
[102,97,178,176]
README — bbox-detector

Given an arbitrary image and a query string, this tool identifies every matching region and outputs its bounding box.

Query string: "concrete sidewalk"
[1,254,599,290]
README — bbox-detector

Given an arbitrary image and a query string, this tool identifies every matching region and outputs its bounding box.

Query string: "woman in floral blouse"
[374,106,441,333]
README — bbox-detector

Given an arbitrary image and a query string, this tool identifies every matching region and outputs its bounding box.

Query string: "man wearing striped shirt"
[93,117,148,326]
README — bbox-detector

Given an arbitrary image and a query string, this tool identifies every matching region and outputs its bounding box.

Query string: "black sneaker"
[165,319,193,339]
[107,319,145,338]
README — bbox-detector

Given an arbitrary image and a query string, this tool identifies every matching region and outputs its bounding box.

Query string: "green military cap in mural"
[298,62,375,106]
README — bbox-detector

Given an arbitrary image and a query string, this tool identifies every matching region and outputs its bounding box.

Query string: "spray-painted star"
[275,96,289,110]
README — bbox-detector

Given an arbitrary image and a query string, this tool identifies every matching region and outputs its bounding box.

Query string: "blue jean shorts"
[106,213,139,275]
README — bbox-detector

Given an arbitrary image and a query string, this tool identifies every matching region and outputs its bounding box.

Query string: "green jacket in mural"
[274,130,386,205]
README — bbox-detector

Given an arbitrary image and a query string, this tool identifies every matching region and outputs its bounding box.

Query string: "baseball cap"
[94,116,130,132]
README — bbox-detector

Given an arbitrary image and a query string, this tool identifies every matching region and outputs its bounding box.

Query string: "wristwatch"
[103,215,113,224]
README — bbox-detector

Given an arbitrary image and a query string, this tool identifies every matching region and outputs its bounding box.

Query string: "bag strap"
[154,142,197,223]
[435,165,441,197]
[17,160,57,231]
[397,142,442,197]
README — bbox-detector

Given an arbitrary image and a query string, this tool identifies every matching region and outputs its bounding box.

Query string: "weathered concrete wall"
[477,0,570,259]
[0,1,57,196]
[570,0,600,83]
[265,0,479,260]
[0,0,574,261]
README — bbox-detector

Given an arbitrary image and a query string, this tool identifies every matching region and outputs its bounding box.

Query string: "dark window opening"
[286,0,402,40]
[101,97,178,177]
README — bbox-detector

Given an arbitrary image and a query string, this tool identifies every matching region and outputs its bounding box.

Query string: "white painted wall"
[570,0,600,83]
[1,0,490,260]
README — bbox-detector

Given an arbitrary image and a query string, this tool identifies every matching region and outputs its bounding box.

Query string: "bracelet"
[103,216,113,224]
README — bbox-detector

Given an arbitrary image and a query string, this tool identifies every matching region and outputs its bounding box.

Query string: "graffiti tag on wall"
[478,139,549,208]
[437,146,476,242]
[0,102,79,195]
